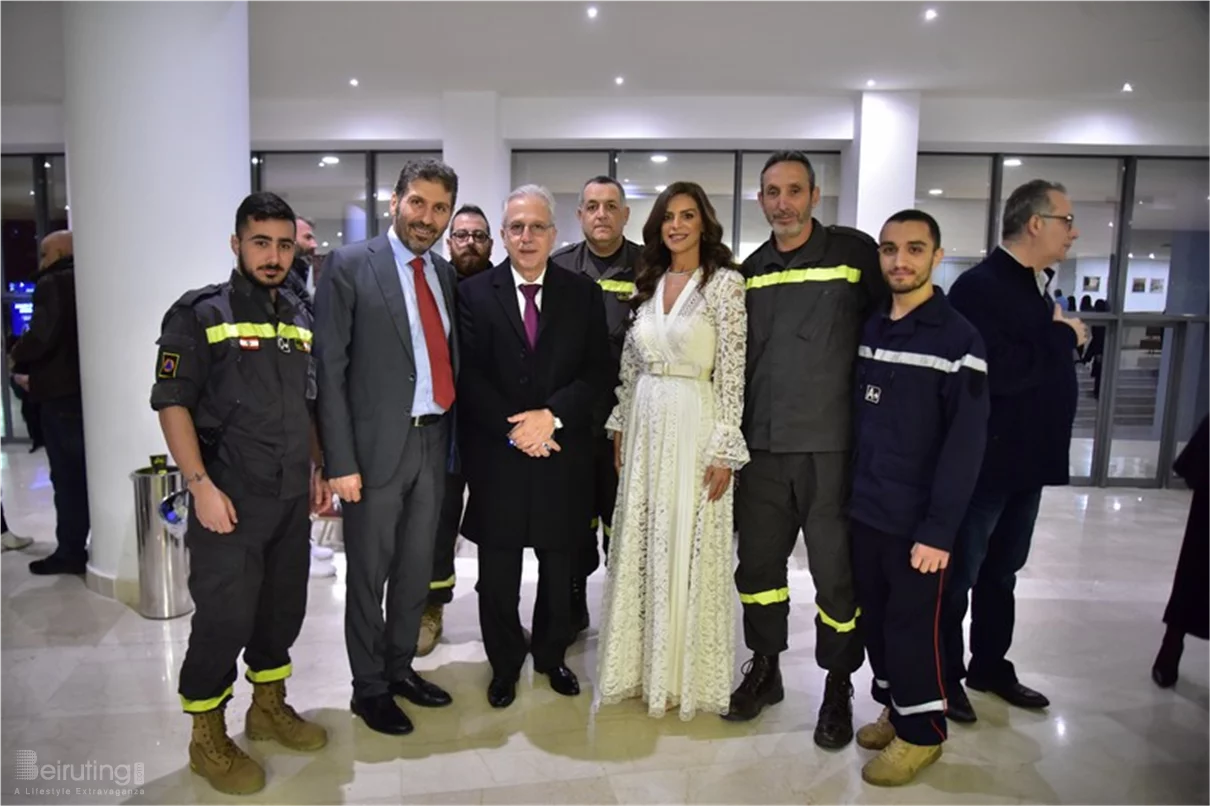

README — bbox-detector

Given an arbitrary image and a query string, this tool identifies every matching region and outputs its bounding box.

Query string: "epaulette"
[161,283,226,329]
[827,224,878,249]
[550,242,578,259]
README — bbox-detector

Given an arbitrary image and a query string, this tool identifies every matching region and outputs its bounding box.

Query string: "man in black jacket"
[941,179,1088,722]
[9,230,89,575]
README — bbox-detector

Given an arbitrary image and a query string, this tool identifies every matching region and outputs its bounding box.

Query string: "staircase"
[1074,364,1159,430]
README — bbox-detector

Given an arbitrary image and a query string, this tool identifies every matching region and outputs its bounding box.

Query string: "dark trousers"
[577,436,618,580]
[1,505,8,533]
[41,395,90,563]
[428,472,464,606]
[179,493,310,711]
[343,421,446,698]
[941,485,1043,688]
[852,519,948,746]
[477,547,573,680]
[734,450,864,673]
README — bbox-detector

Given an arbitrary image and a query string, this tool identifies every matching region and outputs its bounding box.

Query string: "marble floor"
[1,445,1206,805]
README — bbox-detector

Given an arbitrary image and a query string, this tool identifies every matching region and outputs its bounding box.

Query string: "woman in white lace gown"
[594,182,749,720]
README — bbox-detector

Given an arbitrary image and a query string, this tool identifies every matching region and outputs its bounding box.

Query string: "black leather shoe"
[351,694,413,735]
[1152,629,1183,689]
[571,577,590,635]
[967,678,1050,709]
[813,672,854,749]
[487,676,517,709]
[722,654,784,722]
[946,683,978,724]
[389,670,452,708]
[29,555,86,576]
[541,665,581,696]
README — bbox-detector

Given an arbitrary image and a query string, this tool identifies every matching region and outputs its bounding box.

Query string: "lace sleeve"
[605,324,640,435]
[705,270,750,470]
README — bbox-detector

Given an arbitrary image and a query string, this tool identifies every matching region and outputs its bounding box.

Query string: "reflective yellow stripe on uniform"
[590,517,600,530]
[180,684,234,713]
[429,575,455,590]
[739,587,790,605]
[598,279,636,295]
[817,605,861,633]
[744,265,862,290]
[602,523,613,538]
[205,322,313,344]
[245,663,292,684]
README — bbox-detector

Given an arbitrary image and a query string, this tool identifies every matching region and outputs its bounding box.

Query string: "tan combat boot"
[189,707,266,795]
[246,680,328,751]
[416,603,444,657]
[861,737,942,786]
[856,706,896,750]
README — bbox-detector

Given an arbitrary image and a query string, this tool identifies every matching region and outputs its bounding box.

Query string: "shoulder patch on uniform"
[158,351,180,379]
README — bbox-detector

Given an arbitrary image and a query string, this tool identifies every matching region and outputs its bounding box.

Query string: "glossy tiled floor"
[2,445,1206,804]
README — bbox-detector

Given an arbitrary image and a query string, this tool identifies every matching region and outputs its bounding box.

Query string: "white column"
[441,92,511,265]
[63,1,250,605]
[837,91,921,237]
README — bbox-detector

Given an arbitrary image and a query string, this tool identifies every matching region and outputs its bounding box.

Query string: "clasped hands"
[508,408,560,458]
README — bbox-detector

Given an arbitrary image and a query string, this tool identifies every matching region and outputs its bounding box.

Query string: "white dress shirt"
[387,226,452,416]
[511,265,547,318]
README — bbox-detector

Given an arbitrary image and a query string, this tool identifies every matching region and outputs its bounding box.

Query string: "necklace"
[667,266,697,275]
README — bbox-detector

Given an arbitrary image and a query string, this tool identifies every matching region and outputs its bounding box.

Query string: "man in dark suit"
[314,159,461,736]
[457,184,611,709]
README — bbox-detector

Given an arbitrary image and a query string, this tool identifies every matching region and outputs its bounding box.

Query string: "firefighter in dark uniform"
[849,210,988,786]
[728,152,888,750]
[550,175,641,634]
[151,193,328,796]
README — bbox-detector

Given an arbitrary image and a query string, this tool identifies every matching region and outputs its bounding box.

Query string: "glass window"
[1169,322,1208,486]
[1123,158,1209,316]
[617,151,735,253]
[915,155,992,291]
[739,152,841,262]
[999,156,1123,312]
[372,151,444,227]
[259,152,369,254]
[510,152,611,250]
[48,155,68,233]
[1107,322,1175,481]
[1,155,39,440]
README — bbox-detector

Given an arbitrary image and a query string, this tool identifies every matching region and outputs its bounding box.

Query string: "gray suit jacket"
[314,233,460,487]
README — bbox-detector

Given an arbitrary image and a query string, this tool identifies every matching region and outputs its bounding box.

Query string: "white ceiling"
[2,1,1207,104]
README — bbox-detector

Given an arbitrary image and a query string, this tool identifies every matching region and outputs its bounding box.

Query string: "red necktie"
[410,257,455,409]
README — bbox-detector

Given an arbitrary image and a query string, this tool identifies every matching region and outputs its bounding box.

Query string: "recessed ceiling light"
[928,188,944,195]
[587,5,598,18]
[1108,222,1114,228]
[321,241,329,248]
[615,76,624,86]
[866,79,877,87]
[251,157,259,165]
[28,190,34,196]
[337,231,343,237]
[623,178,631,182]
[64,205,69,211]
[924,8,938,20]
[383,212,389,218]
[349,78,359,87]
[650,154,668,163]
[1121,82,1133,93]
[43,161,50,169]
[1003,158,1023,167]
[1149,253,1156,259]
[1128,252,1134,258]
[655,185,667,192]
[322,156,340,165]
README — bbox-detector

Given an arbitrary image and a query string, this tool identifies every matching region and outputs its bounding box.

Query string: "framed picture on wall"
[1082,276,1101,292]
[1150,278,1165,293]
[1132,278,1147,293]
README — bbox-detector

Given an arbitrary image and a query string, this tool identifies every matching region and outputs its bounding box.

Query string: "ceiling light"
[43,161,50,169]
[1128,252,1134,258]
[650,154,668,164]
[928,188,944,196]
[321,156,340,165]
[924,8,938,20]
[587,5,598,18]
[615,76,624,86]
[337,231,342,237]
[623,178,630,182]
[383,212,389,217]
[28,190,33,196]
[1003,158,1023,167]
[1149,252,1156,259]
[64,205,69,211]
[349,78,359,87]
[321,241,329,248]
[655,185,667,192]
[250,157,259,165]
[866,79,877,87]
[1108,222,1114,228]
[1121,82,1133,93]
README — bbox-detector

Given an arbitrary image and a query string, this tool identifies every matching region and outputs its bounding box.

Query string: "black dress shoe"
[946,683,978,724]
[813,672,854,750]
[29,555,86,576]
[540,665,581,696]
[1152,628,1183,689]
[487,676,517,709]
[967,678,1050,709]
[389,670,452,708]
[351,693,413,735]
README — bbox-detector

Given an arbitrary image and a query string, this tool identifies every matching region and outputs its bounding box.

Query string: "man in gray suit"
[314,159,460,736]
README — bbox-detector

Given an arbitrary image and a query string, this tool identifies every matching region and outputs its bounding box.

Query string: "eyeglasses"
[451,230,489,244]
[1038,213,1075,230]
[506,222,553,238]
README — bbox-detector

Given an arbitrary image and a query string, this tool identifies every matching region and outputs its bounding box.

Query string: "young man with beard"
[417,204,495,657]
[314,159,460,736]
[151,192,330,795]
[550,176,642,634]
[730,152,887,750]
[849,210,988,786]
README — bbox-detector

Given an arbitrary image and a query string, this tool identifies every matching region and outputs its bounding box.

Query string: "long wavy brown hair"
[629,181,736,314]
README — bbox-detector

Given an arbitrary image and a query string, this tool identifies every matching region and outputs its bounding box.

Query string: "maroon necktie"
[410,257,455,409]
[519,284,540,349]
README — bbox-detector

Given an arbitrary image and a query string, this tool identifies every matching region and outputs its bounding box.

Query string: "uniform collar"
[880,286,947,330]
[230,268,295,318]
[761,218,827,267]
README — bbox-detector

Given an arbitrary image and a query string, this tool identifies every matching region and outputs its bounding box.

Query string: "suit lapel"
[492,262,529,349]
[434,256,459,375]
[369,234,415,361]
[536,260,561,346]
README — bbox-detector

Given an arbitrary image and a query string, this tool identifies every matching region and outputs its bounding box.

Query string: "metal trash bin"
[131,465,194,619]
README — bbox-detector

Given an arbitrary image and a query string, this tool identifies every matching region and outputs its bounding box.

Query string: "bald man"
[9,230,90,575]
